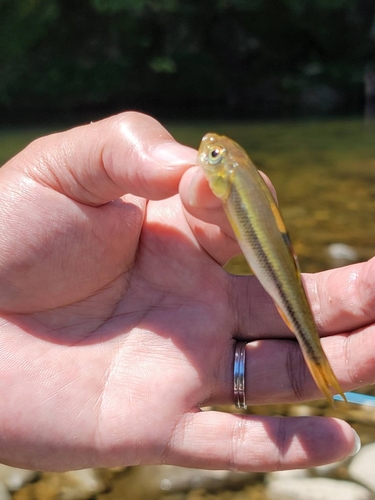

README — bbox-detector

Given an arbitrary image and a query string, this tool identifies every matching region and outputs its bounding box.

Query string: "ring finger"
[208,325,375,407]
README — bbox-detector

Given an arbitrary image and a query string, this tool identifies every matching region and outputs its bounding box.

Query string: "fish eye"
[208,146,224,165]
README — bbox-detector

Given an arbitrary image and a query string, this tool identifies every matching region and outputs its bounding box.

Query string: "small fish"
[198,132,346,406]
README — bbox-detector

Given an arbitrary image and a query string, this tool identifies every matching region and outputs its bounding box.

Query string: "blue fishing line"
[333,392,375,407]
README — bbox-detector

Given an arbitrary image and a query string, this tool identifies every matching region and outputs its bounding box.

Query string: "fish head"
[197,132,241,200]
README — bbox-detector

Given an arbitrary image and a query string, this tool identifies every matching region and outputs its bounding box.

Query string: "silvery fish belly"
[198,132,346,406]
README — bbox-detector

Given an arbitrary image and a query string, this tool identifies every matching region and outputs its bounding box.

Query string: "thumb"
[6,112,197,205]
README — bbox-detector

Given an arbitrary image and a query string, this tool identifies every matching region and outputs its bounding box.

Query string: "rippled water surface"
[2,118,375,499]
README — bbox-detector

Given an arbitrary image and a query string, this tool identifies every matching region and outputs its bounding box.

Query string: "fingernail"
[151,141,197,170]
[348,428,361,457]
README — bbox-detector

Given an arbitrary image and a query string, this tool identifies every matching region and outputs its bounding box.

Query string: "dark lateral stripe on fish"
[229,181,321,362]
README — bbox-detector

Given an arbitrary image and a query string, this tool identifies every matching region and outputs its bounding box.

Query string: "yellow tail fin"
[304,355,347,408]
[274,304,346,407]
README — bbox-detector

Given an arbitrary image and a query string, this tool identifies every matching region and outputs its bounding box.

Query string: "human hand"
[0,112,370,472]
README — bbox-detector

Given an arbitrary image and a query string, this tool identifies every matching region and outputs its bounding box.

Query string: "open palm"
[0,113,372,472]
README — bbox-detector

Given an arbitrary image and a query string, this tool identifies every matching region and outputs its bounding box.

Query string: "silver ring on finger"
[234,341,247,409]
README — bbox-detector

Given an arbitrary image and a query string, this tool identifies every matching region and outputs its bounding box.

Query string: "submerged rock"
[327,243,358,267]
[349,442,375,493]
[267,469,310,482]
[13,469,105,500]
[0,484,10,500]
[0,465,37,492]
[267,477,373,500]
[108,465,256,499]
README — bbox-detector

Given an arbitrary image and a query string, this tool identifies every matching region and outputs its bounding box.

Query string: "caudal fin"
[305,356,347,408]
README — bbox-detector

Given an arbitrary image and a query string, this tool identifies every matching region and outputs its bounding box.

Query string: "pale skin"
[0,112,374,472]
